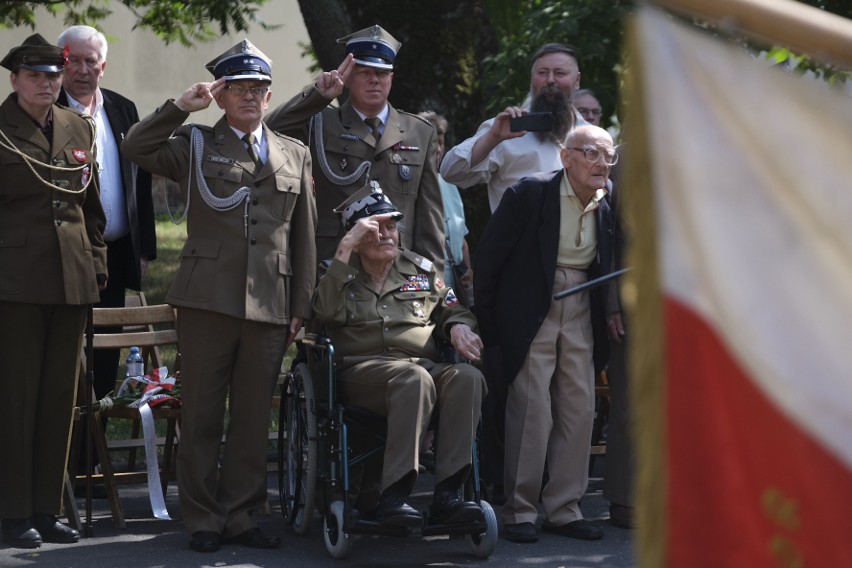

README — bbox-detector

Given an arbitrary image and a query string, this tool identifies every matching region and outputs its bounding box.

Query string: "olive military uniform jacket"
[265,87,445,272]
[0,94,106,305]
[122,100,316,325]
[313,249,476,368]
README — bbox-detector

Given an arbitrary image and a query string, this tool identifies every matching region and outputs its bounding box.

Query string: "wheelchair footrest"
[344,517,412,537]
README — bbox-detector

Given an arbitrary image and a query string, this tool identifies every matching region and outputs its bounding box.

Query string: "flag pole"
[649,0,852,68]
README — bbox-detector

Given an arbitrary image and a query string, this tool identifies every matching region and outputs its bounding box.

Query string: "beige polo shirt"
[557,174,607,269]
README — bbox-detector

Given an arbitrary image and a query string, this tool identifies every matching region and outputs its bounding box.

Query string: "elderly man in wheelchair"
[312,182,487,529]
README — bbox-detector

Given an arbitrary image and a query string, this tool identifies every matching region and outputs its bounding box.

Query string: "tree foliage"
[0,0,278,46]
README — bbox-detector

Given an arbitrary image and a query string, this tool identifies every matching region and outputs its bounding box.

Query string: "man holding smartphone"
[440,43,586,213]
[440,43,586,506]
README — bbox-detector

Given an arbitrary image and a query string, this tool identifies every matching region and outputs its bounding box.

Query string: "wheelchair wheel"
[323,500,352,559]
[467,500,498,558]
[278,363,317,535]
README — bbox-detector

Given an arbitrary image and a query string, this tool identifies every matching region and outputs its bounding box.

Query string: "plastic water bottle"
[125,346,144,379]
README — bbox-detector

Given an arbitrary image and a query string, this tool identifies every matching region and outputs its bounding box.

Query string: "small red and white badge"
[72,148,87,162]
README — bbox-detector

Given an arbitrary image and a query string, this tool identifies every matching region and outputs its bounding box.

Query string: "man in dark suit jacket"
[475,124,617,544]
[57,26,156,400]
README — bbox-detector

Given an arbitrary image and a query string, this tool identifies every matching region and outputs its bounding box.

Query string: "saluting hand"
[316,54,354,100]
[174,78,225,112]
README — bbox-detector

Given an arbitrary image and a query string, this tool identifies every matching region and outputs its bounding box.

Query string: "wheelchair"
[277,333,498,559]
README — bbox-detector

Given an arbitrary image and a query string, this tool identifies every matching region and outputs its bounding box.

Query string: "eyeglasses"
[226,84,269,97]
[577,107,602,117]
[568,146,619,166]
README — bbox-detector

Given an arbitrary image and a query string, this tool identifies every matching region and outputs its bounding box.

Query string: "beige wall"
[0,1,315,123]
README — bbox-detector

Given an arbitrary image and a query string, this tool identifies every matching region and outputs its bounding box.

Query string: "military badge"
[399,164,412,180]
[72,148,87,162]
[339,157,348,171]
[444,288,460,307]
[81,165,91,186]
[399,274,430,292]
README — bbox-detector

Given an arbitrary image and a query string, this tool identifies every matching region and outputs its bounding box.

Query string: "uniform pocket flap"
[202,159,243,182]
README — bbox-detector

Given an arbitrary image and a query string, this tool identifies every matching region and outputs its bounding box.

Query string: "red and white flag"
[631,6,852,567]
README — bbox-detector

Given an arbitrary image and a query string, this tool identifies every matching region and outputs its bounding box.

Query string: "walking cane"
[84,303,95,536]
[553,267,631,300]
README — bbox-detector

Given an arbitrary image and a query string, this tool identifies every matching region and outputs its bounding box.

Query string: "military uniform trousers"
[0,302,86,518]
[175,307,288,537]
[338,357,485,498]
[502,267,595,526]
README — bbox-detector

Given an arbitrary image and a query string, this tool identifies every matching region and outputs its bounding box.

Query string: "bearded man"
[439,43,587,502]
[440,43,586,212]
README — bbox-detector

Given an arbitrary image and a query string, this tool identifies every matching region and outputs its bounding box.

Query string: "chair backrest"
[82,301,179,381]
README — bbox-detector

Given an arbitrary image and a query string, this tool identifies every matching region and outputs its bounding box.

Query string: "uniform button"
[346,275,353,281]
[250,238,257,245]
[251,218,258,225]
[381,305,387,309]
[252,198,258,205]
[384,327,389,331]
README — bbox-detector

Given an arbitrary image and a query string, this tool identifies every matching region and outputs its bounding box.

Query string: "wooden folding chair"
[70,297,181,529]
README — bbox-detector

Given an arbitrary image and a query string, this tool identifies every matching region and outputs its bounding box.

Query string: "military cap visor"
[1,34,65,72]
[336,181,403,228]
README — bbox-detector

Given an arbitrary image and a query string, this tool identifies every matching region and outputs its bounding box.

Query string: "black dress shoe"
[502,521,538,543]
[2,518,42,549]
[223,527,280,549]
[33,513,79,544]
[375,495,423,528]
[189,531,221,552]
[429,490,484,524]
[542,519,604,540]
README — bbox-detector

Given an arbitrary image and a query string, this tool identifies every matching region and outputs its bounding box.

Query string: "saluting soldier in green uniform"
[265,25,445,273]
[313,183,484,527]
[122,39,317,553]
[0,34,106,549]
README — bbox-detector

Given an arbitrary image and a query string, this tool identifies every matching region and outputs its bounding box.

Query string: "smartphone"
[509,112,554,132]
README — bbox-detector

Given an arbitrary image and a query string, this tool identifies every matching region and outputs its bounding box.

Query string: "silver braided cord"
[188,126,252,211]
[311,112,371,185]
[0,114,97,195]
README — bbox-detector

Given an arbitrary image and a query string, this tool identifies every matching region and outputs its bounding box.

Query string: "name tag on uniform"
[399,274,430,292]
[207,155,235,165]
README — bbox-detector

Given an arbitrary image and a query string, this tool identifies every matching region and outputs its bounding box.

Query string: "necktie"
[242,133,263,173]
[364,116,382,143]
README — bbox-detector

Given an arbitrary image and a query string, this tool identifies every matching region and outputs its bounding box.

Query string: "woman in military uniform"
[0,34,106,549]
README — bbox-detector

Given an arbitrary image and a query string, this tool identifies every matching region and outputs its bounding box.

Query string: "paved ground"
[0,461,635,568]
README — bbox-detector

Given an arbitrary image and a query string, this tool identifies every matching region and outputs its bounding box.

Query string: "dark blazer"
[58,88,156,290]
[474,169,616,387]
